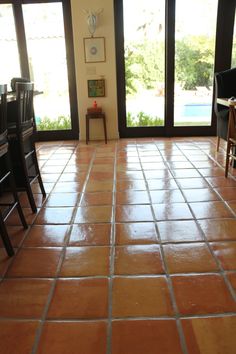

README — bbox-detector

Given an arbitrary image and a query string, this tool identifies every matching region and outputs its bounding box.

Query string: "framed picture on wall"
[84,37,106,63]
[87,79,105,97]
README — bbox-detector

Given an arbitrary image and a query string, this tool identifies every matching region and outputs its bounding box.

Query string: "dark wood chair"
[225,102,236,177]
[214,67,236,151]
[7,82,46,213]
[0,84,28,256]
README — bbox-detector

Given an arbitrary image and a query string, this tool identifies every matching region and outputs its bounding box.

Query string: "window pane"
[123,0,165,127]
[0,4,21,89]
[231,11,236,68]
[174,0,217,127]
[22,3,71,131]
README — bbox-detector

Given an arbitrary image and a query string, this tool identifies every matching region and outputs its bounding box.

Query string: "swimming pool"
[182,103,212,117]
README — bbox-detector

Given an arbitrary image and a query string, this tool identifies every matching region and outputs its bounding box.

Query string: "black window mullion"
[62,0,79,139]
[13,3,30,79]
[165,0,175,136]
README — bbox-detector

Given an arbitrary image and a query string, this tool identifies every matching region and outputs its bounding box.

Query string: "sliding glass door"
[174,0,217,127]
[123,0,165,128]
[0,4,21,88]
[22,3,71,132]
[0,0,78,141]
[115,0,233,138]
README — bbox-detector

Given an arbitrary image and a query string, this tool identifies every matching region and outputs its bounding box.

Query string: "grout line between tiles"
[106,141,118,354]
[30,141,83,354]
[140,142,189,354]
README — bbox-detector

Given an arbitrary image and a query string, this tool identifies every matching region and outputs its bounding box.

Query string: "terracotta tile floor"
[1,137,236,354]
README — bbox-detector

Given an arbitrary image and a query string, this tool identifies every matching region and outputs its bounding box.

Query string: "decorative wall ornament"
[84,37,106,63]
[82,8,103,37]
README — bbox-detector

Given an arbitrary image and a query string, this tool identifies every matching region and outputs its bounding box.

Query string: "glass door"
[0,4,21,89]
[174,0,218,127]
[115,0,222,138]
[22,3,72,133]
[123,0,165,129]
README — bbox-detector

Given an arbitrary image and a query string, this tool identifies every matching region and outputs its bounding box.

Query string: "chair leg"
[32,147,46,197]
[0,213,14,257]
[225,141,231,178]
[19,140,38,213]
[216,136,220,152]
[5,154,28,229]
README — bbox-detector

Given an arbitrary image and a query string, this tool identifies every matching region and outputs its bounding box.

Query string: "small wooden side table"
[86,112,107,144]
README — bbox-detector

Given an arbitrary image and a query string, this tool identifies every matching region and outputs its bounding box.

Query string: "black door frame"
[114,0,236,138]
[0,0,79,141]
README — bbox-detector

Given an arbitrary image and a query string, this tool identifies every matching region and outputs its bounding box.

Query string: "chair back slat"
[15,82,34,129]
[0,84,8,139]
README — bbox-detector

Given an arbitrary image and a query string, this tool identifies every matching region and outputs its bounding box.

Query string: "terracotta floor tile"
[198,168,225,177]
[172,274,236,315]
[182,188,219,202]
[210,242,236,270]
[153,203,193,220]
[116,205,153,222]
[175,178,209,189]
[69,224,111,246]
[1,226,26,248]
[112,320,183,354]
[0,278,52,318]
[37,321,107,354]
[142,162,167,170]
[85,180,114,192]
[47,278,109,319]
[114,245,164,275]
[198,219,236,241]
[144,170,173,179]
[168,161,194,170]
[206,177,236,188]
[227,272,236,292]
[6,207,37,226]
[0,320,40,354]
[7,248,62,277]
[74,206,112,223]
[215,187,236,201]
[60,247,110,276]
[80,192,113,206]
[58,172,86,182]
[189,201,234,219]
[228,201,236,213]
[45,193,79,206]
[19,192,46,208]
[147,179,178,190]
[89,171,114,180]
[0,248,13,276]
[117,170,144,179]
[182,316,236,354]
[116,180,146,191]
[116,190,150,204]
[158,220,203,243]
[35,207,74,224]
[150,190,185,203]
[112,276,173,317]
[164,243,218,273]
[23,225,70,247]
[52,181,84,193]
[171,169,201,178]
[115,222,158,245]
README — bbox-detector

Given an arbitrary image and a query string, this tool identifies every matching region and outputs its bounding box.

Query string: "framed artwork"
[84,37,106,63]
[87,79,105,97]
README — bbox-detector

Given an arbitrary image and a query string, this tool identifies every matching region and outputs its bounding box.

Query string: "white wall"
[70,0,119,141]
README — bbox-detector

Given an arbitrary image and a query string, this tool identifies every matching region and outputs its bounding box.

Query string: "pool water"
[182,104,212,117]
